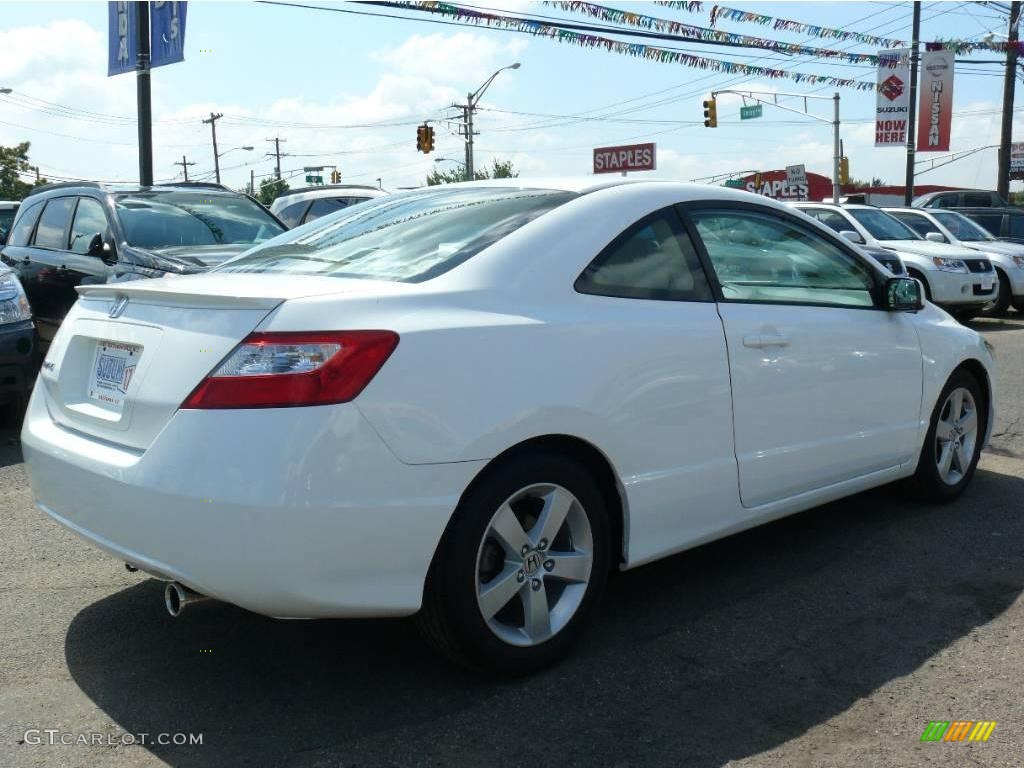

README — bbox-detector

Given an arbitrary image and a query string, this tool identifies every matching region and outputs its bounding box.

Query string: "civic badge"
[109,295,129,319]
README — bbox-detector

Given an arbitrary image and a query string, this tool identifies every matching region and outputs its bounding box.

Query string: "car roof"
[0,201,19,209]
[24,181,244,199]
[950,206,1023,214]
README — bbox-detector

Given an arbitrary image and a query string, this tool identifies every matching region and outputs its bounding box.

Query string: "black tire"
[1013,298,1024,314]
[952,308,979,323]
[416,450,610,675]
[980,268,1011,317]
[903,369,986,502]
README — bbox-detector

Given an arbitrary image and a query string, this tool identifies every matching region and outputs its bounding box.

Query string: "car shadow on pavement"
[64,464,1024,768]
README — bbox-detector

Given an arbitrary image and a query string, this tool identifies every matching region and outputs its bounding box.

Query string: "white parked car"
[793,202,997,320]
[22,180,995,673]
[886,207,1024,316]
[270,184,389,229]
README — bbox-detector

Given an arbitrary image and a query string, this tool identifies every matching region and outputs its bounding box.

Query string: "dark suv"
[0,182,285,348]
[952,207,1024,244]
[913,190,1008,208]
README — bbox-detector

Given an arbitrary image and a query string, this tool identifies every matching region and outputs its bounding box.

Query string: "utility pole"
[904,1,922,205]
[998,1,1022,199]
[832,92,841,204]
[135,0,153,186]
[203,112,224,183]
[250,168,255,196]
[173,154,195,182]
[265,136,286,180]
[463,102,474,181]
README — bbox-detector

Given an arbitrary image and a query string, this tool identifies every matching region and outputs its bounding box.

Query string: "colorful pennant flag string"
[396,2,879,91]
[656,2,906,48]
[547,2,882,64]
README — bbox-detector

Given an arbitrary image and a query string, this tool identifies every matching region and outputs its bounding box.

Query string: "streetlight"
[211,146,253,184]
[0,88,11,95]
[434,157,466,167]
[462,62,520,181]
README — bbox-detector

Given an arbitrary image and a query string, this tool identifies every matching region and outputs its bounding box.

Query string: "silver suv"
[270,185,389,229]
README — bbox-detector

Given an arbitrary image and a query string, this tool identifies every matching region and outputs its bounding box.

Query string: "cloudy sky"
[0,1,1020,192]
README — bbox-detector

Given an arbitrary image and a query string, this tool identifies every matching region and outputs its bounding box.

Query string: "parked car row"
[791,202,997,320]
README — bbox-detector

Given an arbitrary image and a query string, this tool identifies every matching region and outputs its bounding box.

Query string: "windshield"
[217,186,577,283]
[116,191,285,249]
[931,211,995,241]
[848,208,922,241]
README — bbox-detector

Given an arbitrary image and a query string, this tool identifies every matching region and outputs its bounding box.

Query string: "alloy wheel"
[475,483,593,647]
[934,386,978,486]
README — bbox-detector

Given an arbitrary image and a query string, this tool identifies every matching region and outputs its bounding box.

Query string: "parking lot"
[0,316,1021,768]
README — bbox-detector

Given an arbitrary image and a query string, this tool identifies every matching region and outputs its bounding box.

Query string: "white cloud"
[372,33,527,87]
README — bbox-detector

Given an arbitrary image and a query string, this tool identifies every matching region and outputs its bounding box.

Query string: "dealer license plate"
[87,340,142,411]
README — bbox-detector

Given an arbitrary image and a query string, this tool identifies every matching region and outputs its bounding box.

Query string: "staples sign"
[593,143,656,174]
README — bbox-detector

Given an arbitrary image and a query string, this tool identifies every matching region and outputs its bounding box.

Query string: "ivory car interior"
[22,180,996,673]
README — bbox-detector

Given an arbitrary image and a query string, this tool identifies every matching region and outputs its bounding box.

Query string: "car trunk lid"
[36,273,396,450]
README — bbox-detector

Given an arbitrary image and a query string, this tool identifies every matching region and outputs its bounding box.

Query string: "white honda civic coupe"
[23,180,995,673]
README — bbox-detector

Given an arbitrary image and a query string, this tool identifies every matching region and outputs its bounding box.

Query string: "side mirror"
[925,231,946,243]
[86,233,105,256]
[839,230,865,244]
[885,276,924,311]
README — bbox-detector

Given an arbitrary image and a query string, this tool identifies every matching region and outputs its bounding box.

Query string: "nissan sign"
[593,143,656,174]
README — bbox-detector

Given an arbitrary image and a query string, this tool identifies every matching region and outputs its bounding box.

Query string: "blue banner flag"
[107,1,137,76]
[150,2,187,69]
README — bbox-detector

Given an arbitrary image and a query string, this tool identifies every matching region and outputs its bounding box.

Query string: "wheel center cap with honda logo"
[523,550,543,575]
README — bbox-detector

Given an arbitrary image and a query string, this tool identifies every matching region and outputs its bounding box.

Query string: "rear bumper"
[22,390,484,618]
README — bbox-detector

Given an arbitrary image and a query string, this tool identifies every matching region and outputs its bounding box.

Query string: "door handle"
[742,333,791,349]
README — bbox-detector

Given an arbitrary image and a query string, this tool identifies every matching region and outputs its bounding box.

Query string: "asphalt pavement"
[2,316,1023,768]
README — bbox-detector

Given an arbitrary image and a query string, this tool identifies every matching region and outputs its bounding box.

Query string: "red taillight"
[182,331,399,409]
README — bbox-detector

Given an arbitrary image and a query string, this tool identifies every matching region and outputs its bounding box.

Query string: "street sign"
[740,104,763,120]
[305,175,323,184]
[593,142,656,174]
[786,164,808,185]
[723,179,745,189]
[1011,143,1024,179]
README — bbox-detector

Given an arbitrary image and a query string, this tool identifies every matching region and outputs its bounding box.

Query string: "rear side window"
[1008,215,1024,238]
[33,197,76,250]
[276,201,309,228]
[968,213,1002,236]
[802,208,851,233]
[963,192,992,207]
[6,201,42,246]
[575,208,712,301]
[219,187,576,283]
[892,213,941,238]
[304,197,349,223]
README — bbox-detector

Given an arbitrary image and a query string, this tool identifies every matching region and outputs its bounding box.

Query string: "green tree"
[848,176,886,189]
[258,178,290,207]
[0,142,47,200]
[426,158,519,186]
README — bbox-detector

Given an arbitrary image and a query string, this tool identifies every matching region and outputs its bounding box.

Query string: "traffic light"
[330,170,341,184]
[416,124,435,154]
[839,157,850,185]
[703,97,718,128]
[753,172,763,188]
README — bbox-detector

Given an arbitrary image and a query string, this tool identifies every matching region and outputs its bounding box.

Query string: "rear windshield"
[848,208,921,241]
[115,191,285,249]
[217,187,577,283]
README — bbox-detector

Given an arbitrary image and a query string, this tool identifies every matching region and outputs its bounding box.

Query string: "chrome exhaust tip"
[164,582,209,617]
